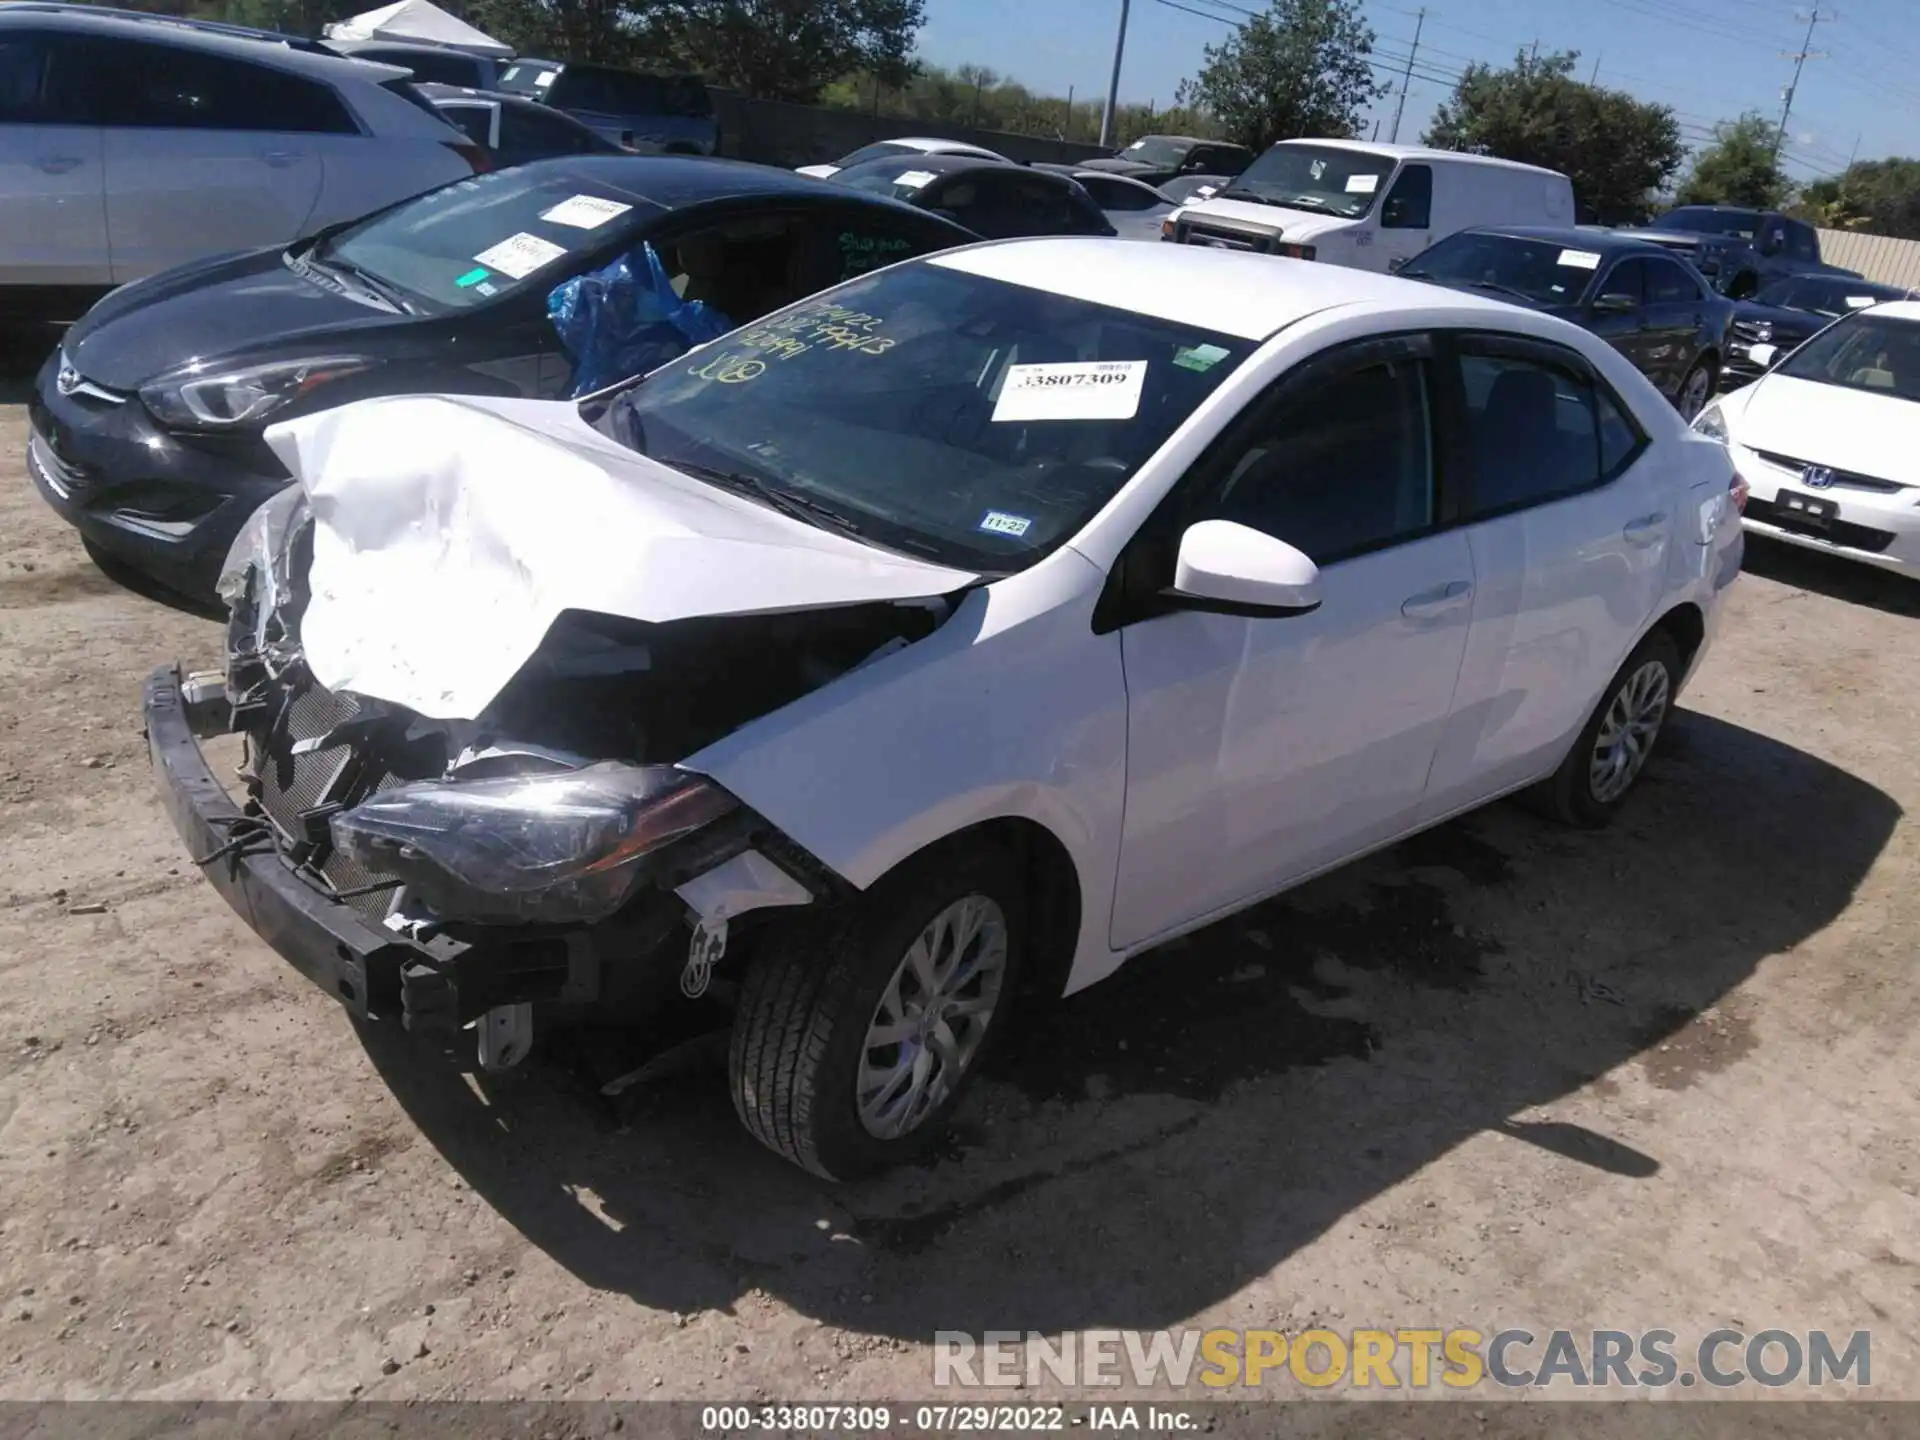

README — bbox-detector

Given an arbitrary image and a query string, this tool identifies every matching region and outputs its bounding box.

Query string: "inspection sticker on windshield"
[1558,248,1603,269]
[472,232,569,280]
[1174,343,1231,373]
[1847,295,1878,308]
[1344,173,1379,193]
[992,360,1148,422]
[978,509,1033,537]
[892,169,938,190]
[454,267,490,288]
[540,194,633,229]
[533,70,556,87]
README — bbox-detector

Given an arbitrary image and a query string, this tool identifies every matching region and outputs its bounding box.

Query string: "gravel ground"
[2,331,1917,1405]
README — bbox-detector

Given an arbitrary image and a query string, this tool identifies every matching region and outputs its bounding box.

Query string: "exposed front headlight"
[140,355,371,429]
[1692,401,1729,443]
[330,763,738,925]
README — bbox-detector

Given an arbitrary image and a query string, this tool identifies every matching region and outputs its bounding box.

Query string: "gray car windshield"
[1758,276,1905,316]
[1775,313,1920,403]
[1118,137,1190,168]
[318,168,649,312]
[585,263,1251,572]
[1400,232,1602,305]
[1218,144,1394,218]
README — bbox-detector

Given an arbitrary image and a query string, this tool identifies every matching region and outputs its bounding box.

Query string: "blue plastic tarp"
[547,241,733,398]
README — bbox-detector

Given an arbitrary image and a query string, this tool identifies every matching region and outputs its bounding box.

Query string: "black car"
[1399,226,1735,420]
[419,82,627,167]
[829,154,1116,240]
[1612,206,1839,299]
[1721,273,1918,388]
[1077,134,1252,187]
[29,157,975,605]
[496,58,717,155]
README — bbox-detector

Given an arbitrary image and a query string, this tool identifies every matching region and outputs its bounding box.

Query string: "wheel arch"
[1651,598,1708,680]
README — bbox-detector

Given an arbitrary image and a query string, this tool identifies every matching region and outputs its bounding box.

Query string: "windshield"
[1756,276,1905,316]
[833,157,950,201]
[321,168,648,311]
[585,263,1251,572]
[1219,143,1394,219]
[1775,313,1920,402]
[1654,207,1761,240]
[1119,136,1190,168]
[497,60,560,96]
[1399,232,1601,305]
[835,141,919,168]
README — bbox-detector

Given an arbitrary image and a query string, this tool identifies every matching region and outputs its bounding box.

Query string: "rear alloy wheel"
[1676,360,1715,421]
[728,845,1023,1179]
[1533,630,1681,828]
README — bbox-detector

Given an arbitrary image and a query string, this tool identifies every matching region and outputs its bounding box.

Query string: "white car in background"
[149,239,1744,1179]
[0,6,481,316]
[796,135,1008,180]
[1694,300,1920,577]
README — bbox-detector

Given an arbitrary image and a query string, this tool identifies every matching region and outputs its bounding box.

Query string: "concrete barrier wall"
[710,90,1115,171]
[1816,228,1920,290]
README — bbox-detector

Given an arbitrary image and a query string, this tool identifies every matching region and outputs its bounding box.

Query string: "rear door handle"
[1623,512,1667,545]
[35,155,83,174]
[1401,579,1473,619]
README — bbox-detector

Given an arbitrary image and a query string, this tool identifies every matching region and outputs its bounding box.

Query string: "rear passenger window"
[0,33,98,124]
[1201,357,1435,563]
[95,41,356,133]
[1458,346,1642,516]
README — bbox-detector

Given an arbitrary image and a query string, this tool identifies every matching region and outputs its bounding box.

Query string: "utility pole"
[1388,7,1424,144]
[1100,0,1131,149]
[1065,85,1075,140]
[1773,5,1829,167]
[1528,37,1539,61]
[1589,52,1601,84]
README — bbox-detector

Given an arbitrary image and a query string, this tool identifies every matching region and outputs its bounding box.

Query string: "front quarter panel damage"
[682,552,1128,997]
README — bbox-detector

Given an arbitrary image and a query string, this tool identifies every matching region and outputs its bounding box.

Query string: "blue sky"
[917,0,1920,179]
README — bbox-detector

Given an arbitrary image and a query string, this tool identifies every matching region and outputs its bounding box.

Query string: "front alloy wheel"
[1677,362,1715,421]
[729,845,1024,1179]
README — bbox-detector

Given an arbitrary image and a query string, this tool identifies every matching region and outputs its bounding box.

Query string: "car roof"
[1271,137,1568,178]
[839,153,1030,182]
[1858,300,1920,322]
[514,153,958,218]
[0,4,409,78]
[890,137,1000,154]
[930,236,1516,341]
[0,1,329,49]
[1466,225,1675,257]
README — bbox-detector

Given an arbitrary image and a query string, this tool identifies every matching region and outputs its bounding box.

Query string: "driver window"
[1381,165,1432,229]
[1598,258,1647,304]
[1196,357,1435,564]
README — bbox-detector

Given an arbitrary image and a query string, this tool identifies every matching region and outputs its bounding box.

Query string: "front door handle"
[1401,579,1473,619]
[261,150,303,168]
[35,155,83,174]
[1623,512,1667,546]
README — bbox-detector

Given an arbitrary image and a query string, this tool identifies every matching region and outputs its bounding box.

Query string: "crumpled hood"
[1724,374,1920,480]
[1174,197,1351,241]
[261,393,978,720]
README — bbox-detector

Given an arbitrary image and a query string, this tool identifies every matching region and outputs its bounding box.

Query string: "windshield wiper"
[1215,186,1281,206]
[303,246,413,313]
[669,461,869,539]
[1276,193,1346,215]
[1398,266,1432,279]
[1464,280,1538,302]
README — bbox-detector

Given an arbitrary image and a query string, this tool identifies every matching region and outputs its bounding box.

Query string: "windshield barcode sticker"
[472,232,569,280]
[1558,249,1603,269]
[533,70,556,87]
[892,169,938,190]
[1345,173,1379,193]
[992,360,1148,422]
[541,195,633,229]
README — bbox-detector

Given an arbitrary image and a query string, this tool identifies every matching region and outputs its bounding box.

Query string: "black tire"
[728,843,1026,1180]
[1531,629,1682,829]
[1676,357,1717,421]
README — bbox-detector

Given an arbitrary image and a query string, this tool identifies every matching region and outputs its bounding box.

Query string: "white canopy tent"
[323,0,512,58]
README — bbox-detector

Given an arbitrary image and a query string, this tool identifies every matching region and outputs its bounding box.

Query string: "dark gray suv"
[497,59,718,155]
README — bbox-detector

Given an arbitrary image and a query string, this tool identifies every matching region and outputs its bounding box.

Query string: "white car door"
[1110,332,1476,948]
[94,38,327,281]
[0,30,108,286]
[1421,333,1673,815]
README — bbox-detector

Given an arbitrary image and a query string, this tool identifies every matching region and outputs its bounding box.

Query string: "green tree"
[1676,112,1785,208]
[1795,158,1920,240]
[1178,0,1380,153]
[633,0,925,103]
[1424,50,1684,224]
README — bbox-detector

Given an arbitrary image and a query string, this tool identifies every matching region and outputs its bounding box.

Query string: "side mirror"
[1171,520,1321,616]
[1592,291,1638,313]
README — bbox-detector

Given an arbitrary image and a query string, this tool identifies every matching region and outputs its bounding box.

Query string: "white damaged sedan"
[146,238,1745,1178]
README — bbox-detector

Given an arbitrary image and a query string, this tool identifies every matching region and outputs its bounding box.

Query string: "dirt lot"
[2,333,1918,1406]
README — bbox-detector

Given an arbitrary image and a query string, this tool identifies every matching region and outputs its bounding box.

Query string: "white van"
[1165,139,1575,274]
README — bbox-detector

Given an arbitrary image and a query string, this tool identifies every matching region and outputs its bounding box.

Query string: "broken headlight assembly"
[139,356,371,429]
[329,763,738,925]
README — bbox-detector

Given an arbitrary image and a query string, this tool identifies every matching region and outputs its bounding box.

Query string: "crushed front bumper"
[144,663,419,1020]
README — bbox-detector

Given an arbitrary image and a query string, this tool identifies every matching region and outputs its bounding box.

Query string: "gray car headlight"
[330,763,738,925]
[140,356,370,429]
[1692,401,1729,443]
